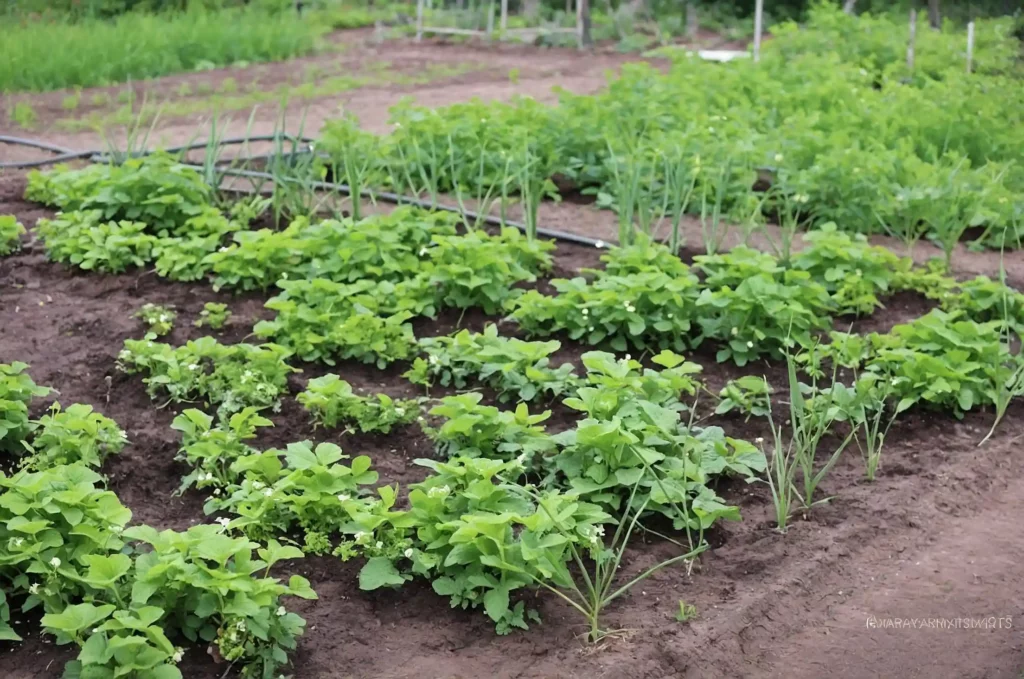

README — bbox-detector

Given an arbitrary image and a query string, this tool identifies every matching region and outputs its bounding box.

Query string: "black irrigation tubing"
[206,164,609,249]
[0,134,315,170]
[0,134,609,248]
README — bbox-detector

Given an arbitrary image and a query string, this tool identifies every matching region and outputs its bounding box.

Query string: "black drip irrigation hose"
[1,135,609,249]
[0,134,315,170]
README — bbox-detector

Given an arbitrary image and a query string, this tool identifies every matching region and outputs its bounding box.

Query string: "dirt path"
[757,473,1024,679]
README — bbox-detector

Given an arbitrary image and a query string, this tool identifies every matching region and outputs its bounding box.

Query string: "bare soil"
[2,163,1024,679]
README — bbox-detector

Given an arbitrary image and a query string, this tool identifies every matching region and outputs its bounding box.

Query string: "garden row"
[309,5,1024,254]
[3,149,1024,677]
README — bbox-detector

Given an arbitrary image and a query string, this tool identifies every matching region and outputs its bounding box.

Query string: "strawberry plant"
[208,442,380,551]
[425,229,554,314]
[0,215,25,256]
[134,303,176,338]
[38,211,158,273]
[117,337,295,418]
[0,465,133,630]
[397,457,609,634]
[574,351,703,416]
[423,393,556,465]
[0,362,50,453]
[508,271,701,352]
[253,277,433,367]
[44,604,183,679]
[194,302,232,330]
[693,246,783,290]
[25,154,212,235]
[599,234,693,279]
[695,271,834,366]
[405,324,579,403]
[715,376,774,420]
[940,275,1024,336]
[298,375,418,434]
[123,525,316,678]
[864,309,1013,416]
[21,403,127,471]
[170,408,272,493]
[791,223,910,315]
[207,208,456,292]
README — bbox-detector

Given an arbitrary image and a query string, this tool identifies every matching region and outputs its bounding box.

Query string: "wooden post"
[578,0,591,48]
[416,0,424,41]
[907,8,916,71]
[486,0,495,39]
[842,0,857,14]
[927,0,941,29]
[752,0,763,63]
[686,2,697,40]
[500,0,508,36]
[966,21,975,73]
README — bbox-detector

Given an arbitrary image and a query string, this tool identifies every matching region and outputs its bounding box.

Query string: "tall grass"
[0,8,325,93]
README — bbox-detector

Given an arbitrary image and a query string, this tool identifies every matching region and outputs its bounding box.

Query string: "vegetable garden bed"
[2,159,1023,678]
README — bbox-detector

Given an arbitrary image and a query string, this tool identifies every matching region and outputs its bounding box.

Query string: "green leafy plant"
[298,375,418,434]
[123,525,316,678]
[423,393,556,464]
[194,302,232,330]
[21,403,127,471]
[695,270,834,366]
[377,457,610,634]
[513,475,705,642]
[0,362,50,453]
[38,211,158,273]
[0,216,26,256]
[117,337,295,418]
[715,376,774,420]
[425,229,554,315]
[0,464,133,635]
[26,155,212,234]
[207,442,379,550]
[863,310,1011,417]
[43,604,183,679]
[170,407,272,494]
[253,277,432,367]
[675,600,698,623]
[791,223,910,315]
[509,270,701,353]
[405,324,578,403]
[134,303,177,338]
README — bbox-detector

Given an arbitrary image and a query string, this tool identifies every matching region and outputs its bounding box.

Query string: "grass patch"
[0,8,326,93]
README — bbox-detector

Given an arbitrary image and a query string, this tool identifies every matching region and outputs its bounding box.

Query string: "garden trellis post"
[907,8,917,71]
[966,21,975,73]
[753,0,764,63]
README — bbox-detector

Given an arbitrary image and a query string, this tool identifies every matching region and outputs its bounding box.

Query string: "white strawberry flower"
[276,606,286,617]
[49,557,61,568]
[337,494,350,502]
[404,548,414,558]
[172,648,184,663]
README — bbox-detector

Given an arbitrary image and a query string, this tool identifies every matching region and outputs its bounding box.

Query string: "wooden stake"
[966,21,975,74]
[486,0,495,39]
[842,0,857,14]
[500,0,508,36]
[416,0,424,42]
[907,8,916,71]
[753,0,764,63]
[686,2,697,40]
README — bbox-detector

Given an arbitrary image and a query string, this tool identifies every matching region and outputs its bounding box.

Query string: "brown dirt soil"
[3,160,1024,679]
